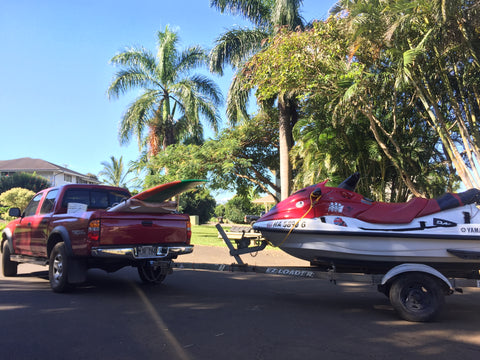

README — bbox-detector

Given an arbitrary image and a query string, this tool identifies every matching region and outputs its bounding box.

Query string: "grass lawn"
[0,223,238,247]
[190,224,231,247]
[190,224,278,250]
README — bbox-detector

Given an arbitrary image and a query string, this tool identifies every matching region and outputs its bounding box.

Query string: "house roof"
[0,157,90,178]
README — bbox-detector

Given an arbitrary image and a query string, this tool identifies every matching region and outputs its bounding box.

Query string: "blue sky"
[0,0,335,196]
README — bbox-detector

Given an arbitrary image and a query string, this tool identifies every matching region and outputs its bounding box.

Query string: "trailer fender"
[380,263,453,293]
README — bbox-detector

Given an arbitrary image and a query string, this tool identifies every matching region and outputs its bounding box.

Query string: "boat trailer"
[169,224,480,322]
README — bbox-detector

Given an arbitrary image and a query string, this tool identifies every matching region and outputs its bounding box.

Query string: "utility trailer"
[166,225,480,322]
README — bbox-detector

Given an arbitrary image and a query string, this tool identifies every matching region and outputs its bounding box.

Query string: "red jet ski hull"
[253,175,480,277]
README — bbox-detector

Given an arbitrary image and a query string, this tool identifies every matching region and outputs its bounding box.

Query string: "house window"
[64,174,72,182]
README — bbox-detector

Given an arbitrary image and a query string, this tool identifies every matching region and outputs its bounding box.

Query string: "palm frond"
[403,48,423,67]
[210,0,271,27]
[209,27,270,74]
[271,0,305,30]
[107,68,154,99]
[99,156,133,188]
[110,47,156,69]
[402,28,432,67]
[156,26,180,84]
[170,74,223,129]
[176,46,208,75]
[196,97,221,133]
[226,69,251,125]
[173,115,191,139]
[110,48,158,83]
[119,90,160,147]
[189,74,224,105]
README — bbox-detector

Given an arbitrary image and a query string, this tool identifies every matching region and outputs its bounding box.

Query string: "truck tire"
[389,273,446,322]
[138,262,167,284]
[2,242,18,277]
[49,242,71,293]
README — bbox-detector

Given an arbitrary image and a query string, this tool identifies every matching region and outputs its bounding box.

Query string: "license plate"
[137,246,157,258]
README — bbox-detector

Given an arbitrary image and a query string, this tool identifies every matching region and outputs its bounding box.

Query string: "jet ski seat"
[455,188,480,205]
[336,173,480,224]
[356,188,480,224]
[416,189,480,218]
[357,197,429,224]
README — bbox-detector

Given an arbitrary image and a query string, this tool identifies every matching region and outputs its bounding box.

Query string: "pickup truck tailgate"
[98,213,190,245]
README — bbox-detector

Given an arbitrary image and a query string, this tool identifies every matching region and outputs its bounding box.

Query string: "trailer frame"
[166,224,480,322]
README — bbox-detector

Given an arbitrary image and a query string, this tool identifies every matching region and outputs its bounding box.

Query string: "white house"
[0,157,100,186]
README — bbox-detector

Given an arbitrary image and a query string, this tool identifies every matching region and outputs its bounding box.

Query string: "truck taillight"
[186,220,192,242]
[88,219,100,241]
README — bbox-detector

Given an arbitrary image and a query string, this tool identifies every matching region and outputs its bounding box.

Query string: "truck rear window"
[61,189,129,210]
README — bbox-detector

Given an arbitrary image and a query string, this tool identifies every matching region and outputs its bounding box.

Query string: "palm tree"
[332,0,480,190]
[209,0,305,200]
[99,156,132,188]
[108,26,223,157]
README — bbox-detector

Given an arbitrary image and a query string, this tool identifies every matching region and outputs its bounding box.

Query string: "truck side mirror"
[8,207,22,218]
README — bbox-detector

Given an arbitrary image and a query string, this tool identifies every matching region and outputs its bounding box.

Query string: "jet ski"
[253,173,480,278]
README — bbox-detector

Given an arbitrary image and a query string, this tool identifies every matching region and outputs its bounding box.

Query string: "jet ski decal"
[334,217,347,227]
[359,218,457,232]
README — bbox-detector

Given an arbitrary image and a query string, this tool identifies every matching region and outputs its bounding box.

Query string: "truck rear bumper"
[91,245,193,259]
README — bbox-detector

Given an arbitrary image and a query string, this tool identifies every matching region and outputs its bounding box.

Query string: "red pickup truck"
[1,182,196,292]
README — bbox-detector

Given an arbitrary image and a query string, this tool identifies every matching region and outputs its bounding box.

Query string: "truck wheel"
[49,243,71,293]
[389,273,446,322]
[138,262,166,284]
[2,242,18,277]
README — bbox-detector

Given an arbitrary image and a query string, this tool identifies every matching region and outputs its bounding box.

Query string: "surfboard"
[107,179,206,213]
[132,179,207,203]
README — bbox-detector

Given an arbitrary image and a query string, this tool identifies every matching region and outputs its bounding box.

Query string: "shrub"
[179,188,216,224]
[0,187,36,212]
[215,204,225,217]
[224,196,262,224]
[0,172,50,193]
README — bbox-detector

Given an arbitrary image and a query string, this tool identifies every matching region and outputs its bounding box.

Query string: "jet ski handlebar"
[338,172,360,192]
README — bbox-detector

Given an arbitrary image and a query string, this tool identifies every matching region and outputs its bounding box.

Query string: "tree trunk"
[278,94,293,200]
[163,115,176,150]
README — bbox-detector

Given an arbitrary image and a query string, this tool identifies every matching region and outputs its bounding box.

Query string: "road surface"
[1,245,480,360]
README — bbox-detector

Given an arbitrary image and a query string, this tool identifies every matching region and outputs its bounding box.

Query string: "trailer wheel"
[2,242,18,277]
[138,262,167,284]
[389,273,445,322]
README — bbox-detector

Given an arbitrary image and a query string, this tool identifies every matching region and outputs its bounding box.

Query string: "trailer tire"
[2,242,18,277]
[389,273,445,322]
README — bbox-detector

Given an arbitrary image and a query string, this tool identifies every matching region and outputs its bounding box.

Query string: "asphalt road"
[2,246,480,360]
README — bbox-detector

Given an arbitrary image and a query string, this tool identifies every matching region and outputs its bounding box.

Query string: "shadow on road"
[2,266,480,360]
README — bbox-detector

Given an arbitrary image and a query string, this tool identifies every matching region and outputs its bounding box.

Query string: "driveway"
[1,245,480,360]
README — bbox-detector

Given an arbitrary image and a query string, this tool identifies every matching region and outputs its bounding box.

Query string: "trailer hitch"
[216,224,268,265]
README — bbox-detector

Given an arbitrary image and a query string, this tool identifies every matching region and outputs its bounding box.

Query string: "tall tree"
[143,114,280,200]
[99,156,132,188]
[251,0,480,197]
[332,0,480,189]
[209,0,305,200]
[108,26,223,157]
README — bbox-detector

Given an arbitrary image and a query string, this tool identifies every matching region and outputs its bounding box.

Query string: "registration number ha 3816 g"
[136,245,158,258]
